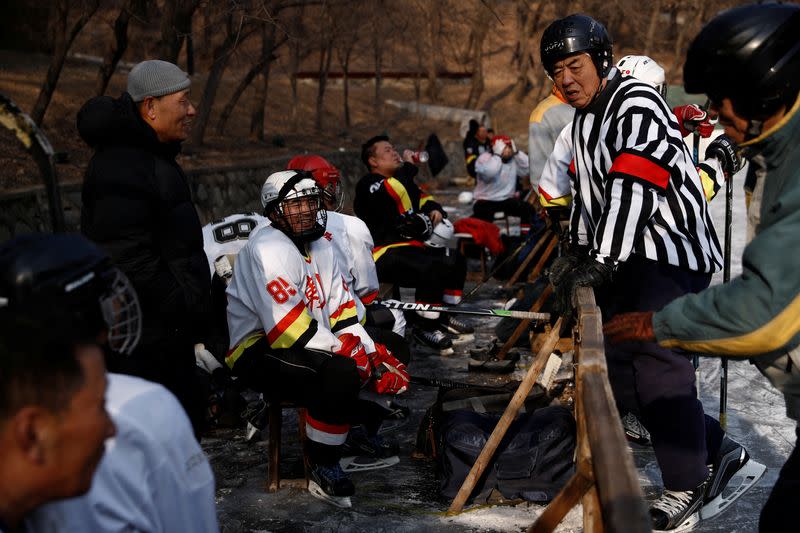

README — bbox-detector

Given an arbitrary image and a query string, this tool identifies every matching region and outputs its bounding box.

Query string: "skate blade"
[700,459,766,520]
[654,511,700,533]
[377,417,409,435]
[307,480,352,508]
[340,454,400,473]
[412,343,454,356]
[245,422,260,442]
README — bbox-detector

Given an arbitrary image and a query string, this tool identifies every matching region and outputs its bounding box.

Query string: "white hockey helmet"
[425,218,454,248]
[260,170,327,242]
[458,191,474,204]
[616,55,667,98]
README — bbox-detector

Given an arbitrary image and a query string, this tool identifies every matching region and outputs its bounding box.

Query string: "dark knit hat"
[127,60,191,102]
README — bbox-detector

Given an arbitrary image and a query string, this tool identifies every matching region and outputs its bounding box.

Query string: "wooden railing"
[529,287,651,532]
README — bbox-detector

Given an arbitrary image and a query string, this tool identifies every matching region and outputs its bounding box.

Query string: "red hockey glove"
[603,311,656,344]
[673,104,716,138]
[335,333,371,383]
[368,343,409,395]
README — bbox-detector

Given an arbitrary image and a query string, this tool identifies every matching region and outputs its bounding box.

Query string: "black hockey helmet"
[0,233,141,355]
[540,14,613,78]
[684,3,800,121]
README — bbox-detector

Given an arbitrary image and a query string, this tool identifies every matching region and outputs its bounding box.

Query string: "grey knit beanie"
[127,60,191,102]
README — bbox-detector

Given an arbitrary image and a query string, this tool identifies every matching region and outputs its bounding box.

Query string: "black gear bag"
[415,384,575,504]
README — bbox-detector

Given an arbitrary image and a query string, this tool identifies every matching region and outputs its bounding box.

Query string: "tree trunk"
[216,56,266,135]
[95,0,144,96]
[287,6,305,131]
[513,0,546,102]
[250,22,278,140]
[339,45,353,128]
[189,13,239,146]
[424,2,442,102]
[464,30,485,109]
[159,0,198,64]
[31,0,99,125]
[314,39,333,132]
[373,35,383,120]
[643,0,663,56]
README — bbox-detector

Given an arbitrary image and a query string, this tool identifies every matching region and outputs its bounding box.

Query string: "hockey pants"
[597,255,724,491]
[375,245,467,308]
[232,336,361,466]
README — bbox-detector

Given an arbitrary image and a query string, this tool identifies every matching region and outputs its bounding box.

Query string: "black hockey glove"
[552,259,613,317]
[546,244,589,287]
[397,212,433,241]
[705,134,741,177]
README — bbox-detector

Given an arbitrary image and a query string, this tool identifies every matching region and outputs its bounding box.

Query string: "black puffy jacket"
[78,93,210,350]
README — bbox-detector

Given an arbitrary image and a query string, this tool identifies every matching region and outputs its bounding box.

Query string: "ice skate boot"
[340,426,400,472]
[441,315,475,343]
[308,462,354,508]
[412,327,453,355]
[650,482,705,532]
[700,435,766,520]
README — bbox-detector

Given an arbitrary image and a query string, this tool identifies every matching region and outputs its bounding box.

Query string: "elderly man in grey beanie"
[76,59,209,436]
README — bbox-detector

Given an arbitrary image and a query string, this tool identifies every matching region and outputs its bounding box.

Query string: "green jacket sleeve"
[653,191,800,356]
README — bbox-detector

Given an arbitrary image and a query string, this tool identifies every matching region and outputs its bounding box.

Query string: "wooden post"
[267,402,282,493]
[527,236,559,283]
[504,230,553,288]
[497,285,552,360]
[447,319,563,514]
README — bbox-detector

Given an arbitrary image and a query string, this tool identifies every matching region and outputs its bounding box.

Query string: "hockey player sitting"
[355,135,471,355]
[225,170,409,507]
[540,14,756,531]
[473,134,540,236]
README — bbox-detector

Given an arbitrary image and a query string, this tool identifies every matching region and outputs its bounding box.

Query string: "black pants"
[597,254,724,490]
[375,245,466,305]
[232,336,361,465]
[760,426,800,532]
[473,198,538,230]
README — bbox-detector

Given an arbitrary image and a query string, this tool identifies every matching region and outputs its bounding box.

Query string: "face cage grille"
[274,192,327,240]
[99,269,142,355]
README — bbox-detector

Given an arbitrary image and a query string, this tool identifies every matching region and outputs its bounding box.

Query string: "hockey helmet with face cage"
[425,218,454,248]
[286,155,343,211]
[616,55,667,99]
[0,233,142,355]
[261,170,328,242]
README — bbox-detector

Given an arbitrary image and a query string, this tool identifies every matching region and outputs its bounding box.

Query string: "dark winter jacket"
[463,134,491,179]
[654,95,800,356]
[354,162,444,247]
[78,93,210,350]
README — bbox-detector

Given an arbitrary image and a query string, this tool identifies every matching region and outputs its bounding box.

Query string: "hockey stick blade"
[380,299,550,321]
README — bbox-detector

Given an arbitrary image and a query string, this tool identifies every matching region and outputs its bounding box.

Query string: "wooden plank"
[526,235,559,283]
[504,230,553,288]
[447,320,563,514]
[497,285,553,360]
[528,470,594,533]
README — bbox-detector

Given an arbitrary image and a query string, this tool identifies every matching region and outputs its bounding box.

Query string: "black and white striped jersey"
[569,69,722,273]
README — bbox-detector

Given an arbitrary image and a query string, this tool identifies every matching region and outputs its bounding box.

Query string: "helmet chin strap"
[746,119,764,141]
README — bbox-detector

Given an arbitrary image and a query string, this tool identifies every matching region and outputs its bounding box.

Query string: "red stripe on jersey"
[568,159,576,177]
[384,179,409,214]
[306,414,350,435]
[330,299,356,321]
[443,289,462,297]
[538,185,555,201]
[360,290,379,305]
[266,301,307,345]
[610,152,670,189]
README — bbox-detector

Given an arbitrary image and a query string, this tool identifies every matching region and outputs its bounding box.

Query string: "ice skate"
[340,426,400,473]
[700,436,766,520]
[308,463,354,508]
[650,483,705,532]
[412,327,454,355]
[441,315,475,343]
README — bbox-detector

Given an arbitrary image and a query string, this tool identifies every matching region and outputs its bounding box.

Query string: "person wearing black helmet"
[0,234,132,530]
[604,3,800,531]
[539,13,753,531]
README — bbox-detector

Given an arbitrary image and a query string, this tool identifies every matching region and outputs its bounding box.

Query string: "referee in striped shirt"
[540,14,744,531]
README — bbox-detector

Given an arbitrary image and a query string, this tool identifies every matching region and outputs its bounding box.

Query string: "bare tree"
[369,0,389,120]
[286,5,308,131]
[313,6,335,132]
[333,7,359,129]
[464,1,495,109]
[513,0,547,102]
[250,16,284,140]
[31,0,100,125]
[95,0,146,96]
[158,0,200,64]
[189,2,258,146]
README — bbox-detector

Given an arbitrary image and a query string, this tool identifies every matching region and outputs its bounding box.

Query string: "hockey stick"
[720,144,734,430]
[410,375,517,392]
[691,125,702,379]
[380,299,550,321]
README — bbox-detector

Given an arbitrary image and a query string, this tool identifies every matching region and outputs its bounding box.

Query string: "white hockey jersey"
[324,211,380,321]
[201,212,269,277]
[474,151,530,202]
[538,123,574,208]
[27,374,218,533]
[225,224,376,368]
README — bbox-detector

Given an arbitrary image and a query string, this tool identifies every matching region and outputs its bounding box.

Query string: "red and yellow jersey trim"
[419,193,434,208]
[329,299,357,329]
[267,300,314,349]
[225,331,265,369]
[538,185,572,208]
[372,240,426,262]
[359,290,379,305]
[384,177,413,214]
